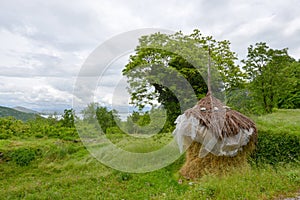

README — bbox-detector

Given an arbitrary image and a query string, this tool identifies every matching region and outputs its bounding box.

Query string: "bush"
[251,130,300,165]
[106,126,124,134]
[10,148,36,166]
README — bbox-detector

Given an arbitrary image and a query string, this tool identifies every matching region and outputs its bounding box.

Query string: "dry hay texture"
[185,93,257,140]
[180,139,256,179]
[175,93,257,179]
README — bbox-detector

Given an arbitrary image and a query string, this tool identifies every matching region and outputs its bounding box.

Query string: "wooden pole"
[207,47,212,94]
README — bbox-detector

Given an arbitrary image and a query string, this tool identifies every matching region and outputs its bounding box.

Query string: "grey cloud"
[1,0,300,112]
[0,1,105,52]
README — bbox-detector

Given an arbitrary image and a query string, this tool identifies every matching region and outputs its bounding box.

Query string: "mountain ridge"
[13,106,39,114]
[0,106,40,121]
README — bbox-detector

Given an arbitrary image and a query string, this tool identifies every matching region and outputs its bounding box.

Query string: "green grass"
[0,144,299,200]
[254,109,300,136]
[0,109,299,199]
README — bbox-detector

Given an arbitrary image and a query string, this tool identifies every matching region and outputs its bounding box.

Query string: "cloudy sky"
[1,0,300,113]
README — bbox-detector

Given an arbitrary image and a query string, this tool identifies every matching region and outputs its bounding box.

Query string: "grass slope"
[255,109,300,136]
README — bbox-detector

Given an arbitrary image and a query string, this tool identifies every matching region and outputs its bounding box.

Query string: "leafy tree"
[242,42,295,113]
[277,61,300,108]
[129,111,151,126]
[82,103,98,123]
[96,106,120,134]
[123,30,244,126]
[81,103,121,133]
[125,111,151,134]
[124,107,167,134]
[61,109,75,128]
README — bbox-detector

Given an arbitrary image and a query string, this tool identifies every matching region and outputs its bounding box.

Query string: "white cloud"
[0,77,73,111]
[0,0,300,112]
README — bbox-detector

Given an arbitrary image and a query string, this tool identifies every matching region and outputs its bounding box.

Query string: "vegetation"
[0,109,299,199]
[242,42,299,113]
[122,30,245,129]
[1,30,299,199]
[0,110,78,141]
[0,106,39,121]
[123,30,300,119]
[251,110,300,165]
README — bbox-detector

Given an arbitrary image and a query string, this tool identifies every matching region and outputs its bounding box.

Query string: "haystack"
[173,48,257,179]
[173,92,257,179]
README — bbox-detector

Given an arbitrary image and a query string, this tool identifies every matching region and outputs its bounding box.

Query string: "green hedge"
[251,130,300,165]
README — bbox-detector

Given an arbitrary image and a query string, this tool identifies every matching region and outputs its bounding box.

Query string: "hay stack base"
[172,93,257,179]
[180,140,255,179]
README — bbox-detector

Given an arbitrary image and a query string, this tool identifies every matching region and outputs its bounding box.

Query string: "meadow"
[0,109,299,200]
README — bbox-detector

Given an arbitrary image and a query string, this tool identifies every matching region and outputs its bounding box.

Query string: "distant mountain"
[0,106,40,121]
[13,106,39,114]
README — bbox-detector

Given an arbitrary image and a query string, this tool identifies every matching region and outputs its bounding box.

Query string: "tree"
[242,42,295,113]
[123,30,244,126]
[277,61,300,108]
[125,111,150,134]
[61,109,75,128]
[82,103,98,123]
[124,108,167,134]
[96,106,120,134]
[81,103,121,133]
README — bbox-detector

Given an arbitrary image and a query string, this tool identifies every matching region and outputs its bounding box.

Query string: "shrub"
[10,148,36,166]
[251,130,300,165]
[58,127,78,141]
[106,126,124,134]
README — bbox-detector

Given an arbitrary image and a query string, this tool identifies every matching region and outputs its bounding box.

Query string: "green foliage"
[277,61,300,109]
[96,106,119,133]
[81,102,98,123]
[0,117,30,139]
[60,109,75,128]
[123,108,169,134]
[10,148,36,166]
[105,126,124,134]
[251,109,300,165]
[81,103,121,134]
[242,42,298,113]
[251,130,300,165]
[123,30,244,126]
[0,116,79,140]
[226,88,256,115]
[57,127,78,141]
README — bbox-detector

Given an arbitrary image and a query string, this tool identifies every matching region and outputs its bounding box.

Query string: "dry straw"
[174,48,257,179]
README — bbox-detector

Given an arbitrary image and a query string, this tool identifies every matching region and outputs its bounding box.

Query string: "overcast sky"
[1,0,300,113]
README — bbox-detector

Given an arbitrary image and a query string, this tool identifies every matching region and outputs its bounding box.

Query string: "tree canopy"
[242,42,299,113]
[123,29,245,126]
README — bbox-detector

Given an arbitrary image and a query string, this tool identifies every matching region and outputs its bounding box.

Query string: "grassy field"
[0,110,299,199]
[255,109,300,136]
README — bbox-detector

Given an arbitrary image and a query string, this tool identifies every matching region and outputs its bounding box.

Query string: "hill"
[13,106,39,114]
[0,106,39,121]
